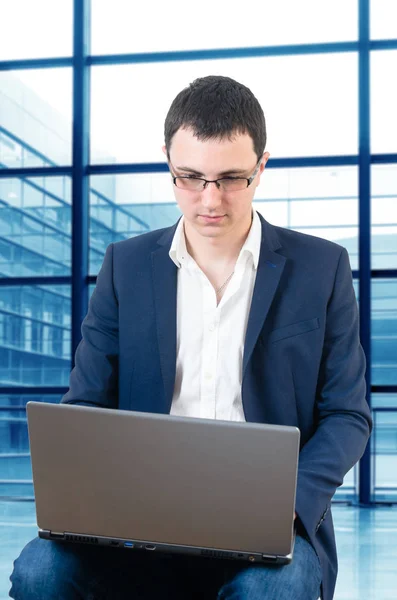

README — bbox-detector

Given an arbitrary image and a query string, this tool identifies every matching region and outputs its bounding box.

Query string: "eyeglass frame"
[169,156,263,191]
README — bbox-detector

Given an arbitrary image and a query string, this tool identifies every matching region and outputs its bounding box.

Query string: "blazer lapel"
[150,216,285,404]
[151,226,178,412]
[243,217,286,375]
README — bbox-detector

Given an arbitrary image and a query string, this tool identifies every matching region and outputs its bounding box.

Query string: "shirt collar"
[169,217,188,268]
[240,209,261,270]
[169,210,262,270]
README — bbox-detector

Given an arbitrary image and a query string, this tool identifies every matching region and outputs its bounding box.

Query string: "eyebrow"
[175,165,249,177]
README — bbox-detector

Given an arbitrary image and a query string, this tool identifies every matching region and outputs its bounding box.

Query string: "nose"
[200,181,223,211]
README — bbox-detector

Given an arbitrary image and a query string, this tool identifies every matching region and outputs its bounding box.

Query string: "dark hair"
[164,75,266,161]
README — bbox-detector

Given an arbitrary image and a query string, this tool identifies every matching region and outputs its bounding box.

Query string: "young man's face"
[164,128,269,243]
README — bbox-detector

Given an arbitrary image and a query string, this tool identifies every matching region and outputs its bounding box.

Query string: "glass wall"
[91,0,358,54]
[0,286,71,386]
[0,1,73,60]
[91,54,358,164]
[0,177,72,276]
[1,0,396,502]
[0,395,62,498]
[371,395,397,502]
[372,280,397,386]
[371,51,397,154]
[0,70,73,167]
[371,165,397,270]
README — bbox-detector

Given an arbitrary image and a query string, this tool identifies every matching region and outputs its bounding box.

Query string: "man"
[10,76,371,600]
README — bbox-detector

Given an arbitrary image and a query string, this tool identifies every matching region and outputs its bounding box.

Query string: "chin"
[196,224,219,232]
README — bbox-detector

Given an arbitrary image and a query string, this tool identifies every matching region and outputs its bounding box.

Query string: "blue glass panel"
[372,280,397,385]
[0,286,71,386]
[0,1,72,60]
[0,177,71,276]
[371,0,397,40]
[92,0,357,54]
[0,395,61,499]
[371,165,397,270]
[89,173,180,273]
[371,51,397,154]
[91,54,357,163]
[371,395,397,502]
[256,166,359,270]
[0,70,72,167]
[90,169,359,273]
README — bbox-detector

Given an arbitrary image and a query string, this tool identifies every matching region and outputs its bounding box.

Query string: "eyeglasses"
[170,158,262,192]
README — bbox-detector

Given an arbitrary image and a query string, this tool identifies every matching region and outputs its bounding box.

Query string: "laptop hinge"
[261,554,278,562]
[49,531,65,539]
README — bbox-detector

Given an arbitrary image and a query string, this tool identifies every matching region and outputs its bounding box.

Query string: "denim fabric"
[9,534,321,599]
[218,535,322,600]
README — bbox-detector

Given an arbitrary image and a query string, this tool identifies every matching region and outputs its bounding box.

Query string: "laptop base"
[39,529,294,565]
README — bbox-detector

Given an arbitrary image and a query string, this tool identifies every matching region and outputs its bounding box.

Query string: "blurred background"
[0,1,396,598]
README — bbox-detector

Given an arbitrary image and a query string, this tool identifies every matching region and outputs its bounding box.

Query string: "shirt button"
[205,372,213,380]
[208,323,216,332]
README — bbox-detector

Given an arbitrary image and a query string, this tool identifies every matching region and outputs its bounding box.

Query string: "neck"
[183,215,253,271]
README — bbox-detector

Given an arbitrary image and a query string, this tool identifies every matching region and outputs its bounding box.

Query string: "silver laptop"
[27,401,300,565]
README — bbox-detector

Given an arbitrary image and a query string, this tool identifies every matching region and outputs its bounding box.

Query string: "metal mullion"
[0,387,68,395]
[88,42,359,66]
[88,156,359,177]
[358,0,372,506]
[1,155,390,180]
[0,167,72,178]
[71,0,90,363]
[0,277,71,286]
[370,270,397,278]
[371,154,397,164]
[89,162,169,175]
[0,58,73,71]
[1,42,393,74]
[371,386,397,394]
[370,40,397,51]
[267,156,359,169]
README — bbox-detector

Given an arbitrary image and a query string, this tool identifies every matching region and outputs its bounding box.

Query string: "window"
[91,0,358,54]
[371,165,397,270]
[372,280,397,386]
[0,0,72,60]
[1,1,396,505]
[371,0,397,40]
[0,177,72,276]
[371,51,397,154]
[91,53,357,164]
[0,70,72,167]
[0,286,71,387]
[372,395,397,502]
[0,395,61,498]
[255,166,358,268]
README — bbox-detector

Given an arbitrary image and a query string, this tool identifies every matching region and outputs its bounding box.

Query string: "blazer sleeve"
[295,247,372,537]
[61,244,119,409]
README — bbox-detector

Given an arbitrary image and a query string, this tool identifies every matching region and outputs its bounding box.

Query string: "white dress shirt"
[169,210,262,422]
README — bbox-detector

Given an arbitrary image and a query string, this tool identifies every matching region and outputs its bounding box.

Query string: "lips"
[199,215,225,222]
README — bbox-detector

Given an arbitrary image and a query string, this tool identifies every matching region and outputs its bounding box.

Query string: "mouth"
[198,215,226,223]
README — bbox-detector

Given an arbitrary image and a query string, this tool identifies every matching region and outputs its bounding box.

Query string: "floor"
[1,503,396,599]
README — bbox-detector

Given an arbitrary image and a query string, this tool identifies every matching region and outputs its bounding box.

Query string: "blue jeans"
[9,534,321,599]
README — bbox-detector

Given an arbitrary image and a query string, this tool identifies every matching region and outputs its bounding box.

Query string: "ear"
[260,152,270,173]
[256,152,270,187]
[162,145,168,157]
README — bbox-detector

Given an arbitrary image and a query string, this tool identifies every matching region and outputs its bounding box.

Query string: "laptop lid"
[27,402,299,560]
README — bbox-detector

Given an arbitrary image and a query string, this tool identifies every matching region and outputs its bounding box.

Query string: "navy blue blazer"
[62,214,372,600]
